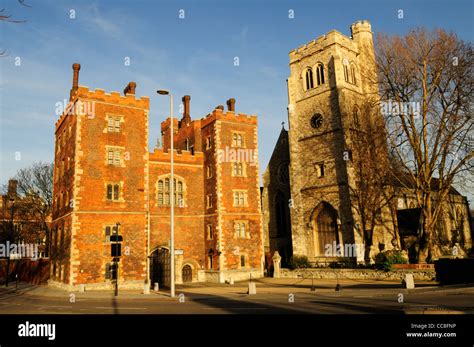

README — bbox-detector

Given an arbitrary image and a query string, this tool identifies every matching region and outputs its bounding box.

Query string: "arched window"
[343,59,349,83]
[316,63,325,86]
[350,63,357,85]
[305,68,314,90]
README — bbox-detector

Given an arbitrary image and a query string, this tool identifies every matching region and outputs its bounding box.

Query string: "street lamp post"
[157,89,175,298]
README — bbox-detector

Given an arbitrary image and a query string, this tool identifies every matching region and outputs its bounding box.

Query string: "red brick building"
[50,64,264,290]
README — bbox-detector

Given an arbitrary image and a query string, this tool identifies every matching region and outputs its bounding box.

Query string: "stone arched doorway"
[150,247,170,288]
[312,202,339,256]
[182,264,193,283]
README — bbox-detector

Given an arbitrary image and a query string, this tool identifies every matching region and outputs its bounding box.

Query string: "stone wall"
[201,268,263,283]
[0,258,50,285]
[279,268,436,281]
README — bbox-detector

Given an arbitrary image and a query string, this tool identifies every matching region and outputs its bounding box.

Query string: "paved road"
[0,278,473,314]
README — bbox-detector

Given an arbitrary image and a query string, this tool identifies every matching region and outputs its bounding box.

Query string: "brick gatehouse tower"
[50,64,264,290]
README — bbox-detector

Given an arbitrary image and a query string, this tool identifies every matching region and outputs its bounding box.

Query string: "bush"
[375,250,407,271]
[289,255,311,269]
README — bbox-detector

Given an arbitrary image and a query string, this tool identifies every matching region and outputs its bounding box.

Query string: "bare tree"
[376,28,474,263]
[348,99,400,263]
[0,0,30,56]
[13,162,54,244]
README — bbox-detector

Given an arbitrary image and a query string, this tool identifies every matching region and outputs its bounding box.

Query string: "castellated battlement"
[55,86,150,131]
[160,117,179,133]
[351,20,372,35]
[76,86,150,109]
[201,108,257,127]
[149,148,204,165]
[289,21,372,63]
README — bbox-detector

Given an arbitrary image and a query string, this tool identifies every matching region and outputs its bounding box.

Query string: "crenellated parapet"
[149,148,204,165]
[200,108,257,128]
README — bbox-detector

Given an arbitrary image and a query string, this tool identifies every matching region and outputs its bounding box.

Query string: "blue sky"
[0,0,473,201]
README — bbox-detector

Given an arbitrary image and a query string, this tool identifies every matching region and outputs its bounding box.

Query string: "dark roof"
[391,172,461,195]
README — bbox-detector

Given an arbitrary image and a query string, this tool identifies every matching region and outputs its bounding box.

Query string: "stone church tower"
[286,20,378,262]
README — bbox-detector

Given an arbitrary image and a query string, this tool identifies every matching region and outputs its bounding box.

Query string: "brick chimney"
[123,82,136,95]
[7,179,17,196]
[226,98,235,112]
[70,63,81,101]
[182,95,191,123]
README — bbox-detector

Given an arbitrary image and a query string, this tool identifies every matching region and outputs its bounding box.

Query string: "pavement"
[0,278,473,314]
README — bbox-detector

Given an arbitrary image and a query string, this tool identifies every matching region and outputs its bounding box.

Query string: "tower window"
[104,225,120,242]
[114,184,119,200]
[107,149,122,166]
[106,183,120,201]
[207,165,213,178]
[232,162,244,177]
[207,195,213,209]
[316,162,325,178]
[107,116,122,133]
[108,150,114,165]
[350,63,357,85]
[232,133,244,147]
[207,224,213,240]
[113,151,120,166]
[343,59,349,83]
[108,118,114,132]
[233,191,247,207]
[316,63,325,86]
[206,136,212,150]
[234,221,248,238]
[240,255,246,267]
[208,255,213,269]
[305,68,314,90]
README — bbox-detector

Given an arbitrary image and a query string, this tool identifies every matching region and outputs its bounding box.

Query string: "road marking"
[94,307,148,310]
[352,296,374,298]
[230,307,268,310]
[32,305,74,308]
